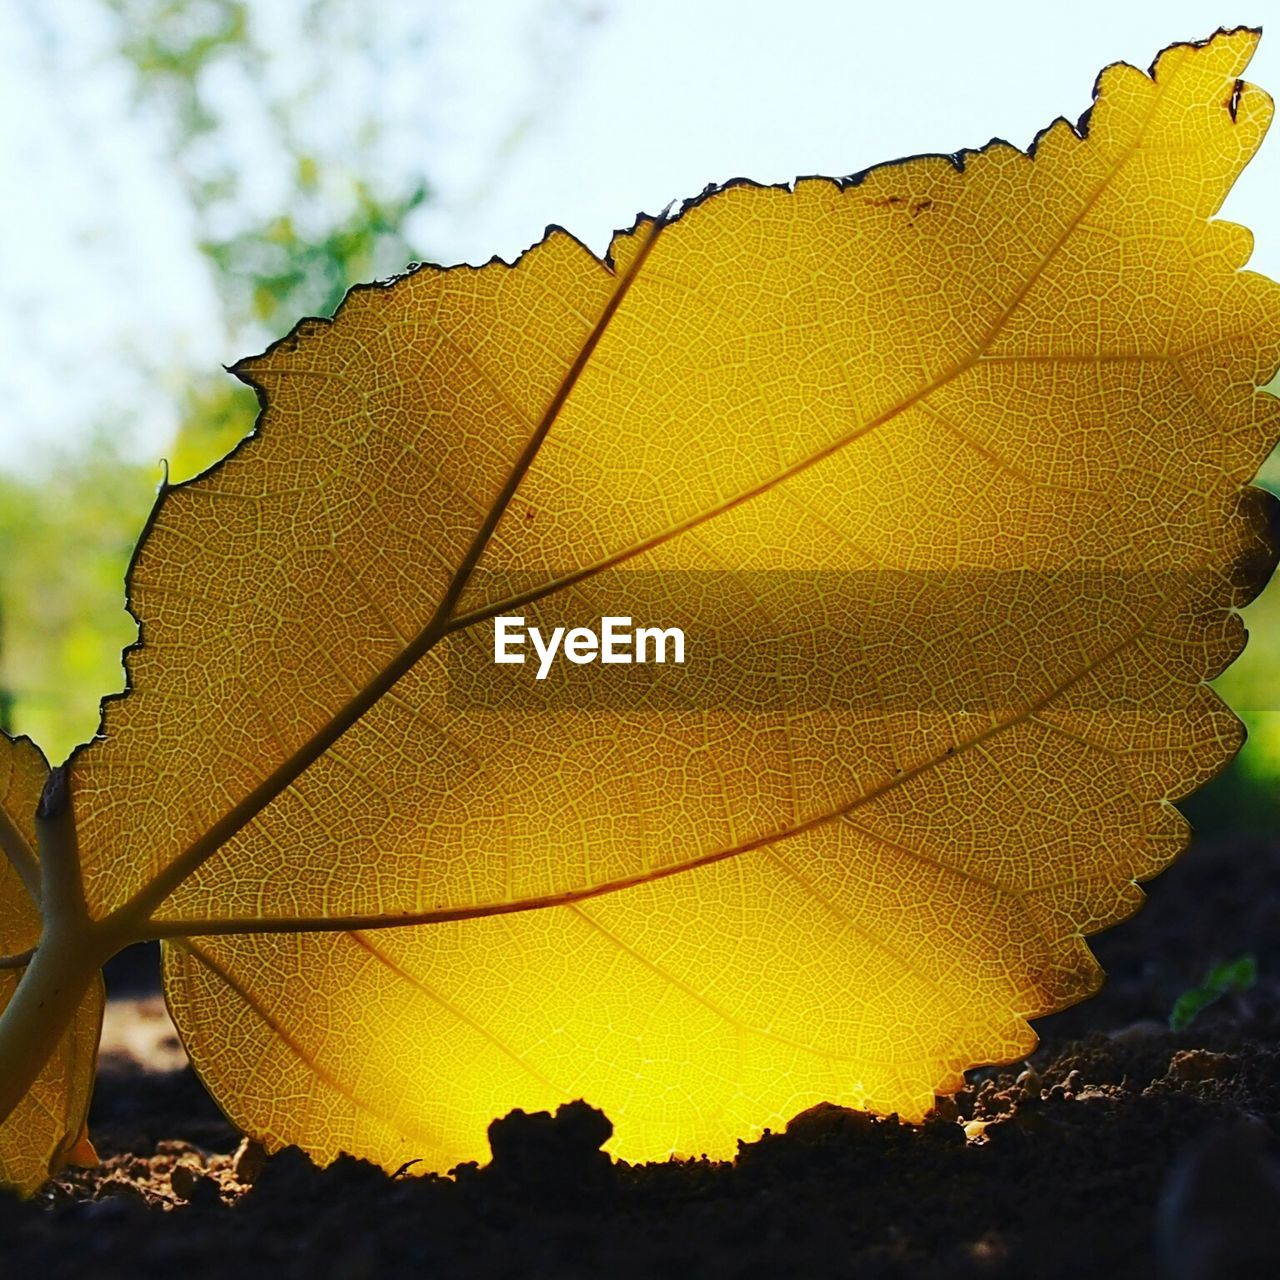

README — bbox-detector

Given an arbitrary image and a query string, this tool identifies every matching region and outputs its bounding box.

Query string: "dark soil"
[3,781,1280,1279]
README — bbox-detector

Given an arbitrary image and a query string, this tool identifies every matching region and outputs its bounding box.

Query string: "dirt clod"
[169,1163,222,1208]
[783,1101,879,1142]
[1167,1049,1238,1084]
[231,1137,269,1186]
[484,1099,616,1203]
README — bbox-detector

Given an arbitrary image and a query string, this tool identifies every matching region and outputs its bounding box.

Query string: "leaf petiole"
[0,768,126,1129]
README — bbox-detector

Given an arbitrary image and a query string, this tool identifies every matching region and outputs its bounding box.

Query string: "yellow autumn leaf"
[0,736,102,1194]
[1,29,1278,1188]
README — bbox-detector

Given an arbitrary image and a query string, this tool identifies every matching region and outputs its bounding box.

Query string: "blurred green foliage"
[0,437,153,755]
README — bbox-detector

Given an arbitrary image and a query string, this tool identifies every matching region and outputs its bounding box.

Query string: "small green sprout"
[1168,955,1258,1032]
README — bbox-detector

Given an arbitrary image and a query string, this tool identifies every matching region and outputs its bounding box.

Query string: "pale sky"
[1,0,1278,472]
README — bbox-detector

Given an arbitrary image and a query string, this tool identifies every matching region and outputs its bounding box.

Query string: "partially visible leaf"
[0,736,102,1194]
[58,28,1280,1170]
[1169,954,1258,1031]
